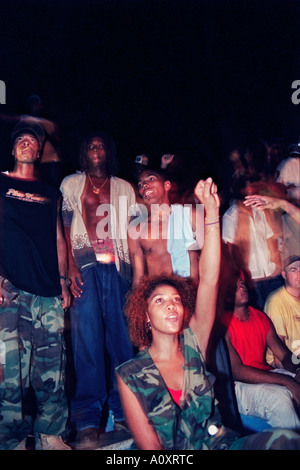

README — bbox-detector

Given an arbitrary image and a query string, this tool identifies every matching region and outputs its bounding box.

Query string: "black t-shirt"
[0,172,61,297]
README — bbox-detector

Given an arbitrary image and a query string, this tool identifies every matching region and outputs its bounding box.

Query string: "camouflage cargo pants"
[0,286,68,450]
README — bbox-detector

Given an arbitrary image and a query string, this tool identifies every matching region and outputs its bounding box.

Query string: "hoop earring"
[146,320,152,332]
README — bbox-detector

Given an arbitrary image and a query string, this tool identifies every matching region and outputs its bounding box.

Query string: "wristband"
[205,220,220,225]
[60,275,71,287]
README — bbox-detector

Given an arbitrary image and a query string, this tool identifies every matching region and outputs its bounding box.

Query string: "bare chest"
[81,178,111,236]
[138,220,173,273]
[154,355,184,391]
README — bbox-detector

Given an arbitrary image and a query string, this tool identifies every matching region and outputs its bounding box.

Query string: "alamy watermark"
[0,80,6,104]
[92,198,204,243]
[292,340,300,365]
[291,80,300,105]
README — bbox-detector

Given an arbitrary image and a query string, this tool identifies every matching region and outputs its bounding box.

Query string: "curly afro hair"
[124,273,197,348]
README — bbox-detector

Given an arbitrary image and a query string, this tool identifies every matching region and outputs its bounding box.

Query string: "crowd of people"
[0,113,299,450]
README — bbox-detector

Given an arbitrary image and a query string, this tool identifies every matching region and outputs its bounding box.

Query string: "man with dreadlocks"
[60,132,136,449]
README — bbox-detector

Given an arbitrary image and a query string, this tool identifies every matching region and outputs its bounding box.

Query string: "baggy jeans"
[70,263,134,430]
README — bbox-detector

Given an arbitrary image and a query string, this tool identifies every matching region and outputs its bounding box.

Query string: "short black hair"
[138,168,170,183]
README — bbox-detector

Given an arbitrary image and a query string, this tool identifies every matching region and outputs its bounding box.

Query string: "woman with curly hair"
[117,177,223,449]
[124,274,197,350]
[116,178,300,451]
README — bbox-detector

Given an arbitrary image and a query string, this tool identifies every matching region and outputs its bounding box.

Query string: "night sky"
[1,0,300,179]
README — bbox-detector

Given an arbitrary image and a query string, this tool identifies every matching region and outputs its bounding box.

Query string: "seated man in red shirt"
[222,270,300,430]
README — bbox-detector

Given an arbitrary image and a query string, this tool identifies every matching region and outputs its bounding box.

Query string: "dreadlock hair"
[79,131,119,177]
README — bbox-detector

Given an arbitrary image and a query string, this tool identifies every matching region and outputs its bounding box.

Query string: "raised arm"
[244,195,300,225]
[189,178,221,359]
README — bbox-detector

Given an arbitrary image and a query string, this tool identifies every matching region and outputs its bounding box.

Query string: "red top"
[223,306,273,371]
[168,388,182,405]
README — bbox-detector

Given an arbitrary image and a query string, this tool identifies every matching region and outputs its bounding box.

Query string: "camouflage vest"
[117,327,239,449]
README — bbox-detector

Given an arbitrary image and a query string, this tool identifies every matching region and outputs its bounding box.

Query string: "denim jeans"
[70,263,134,430]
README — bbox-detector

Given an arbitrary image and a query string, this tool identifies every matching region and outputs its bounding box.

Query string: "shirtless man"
[60,132,136,449]
[128,169,204,287]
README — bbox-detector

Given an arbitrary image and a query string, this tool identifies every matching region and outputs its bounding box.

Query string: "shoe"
[74,427,99,450]
[36,434,72,450]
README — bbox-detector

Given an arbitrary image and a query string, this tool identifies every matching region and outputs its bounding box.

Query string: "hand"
[60,282,71,309]
[284,376,300,407]
[295,369,300,385]
[68,268,84,298]
[161,154,174,169]
[0,278,19,304]
[244,195,283,211]
[194,177,220,219]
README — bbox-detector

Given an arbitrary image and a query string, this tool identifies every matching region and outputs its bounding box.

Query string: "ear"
[282,269,286,281]
[164,180,172,192]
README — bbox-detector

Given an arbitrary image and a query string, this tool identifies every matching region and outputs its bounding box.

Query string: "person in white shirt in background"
[222,175,284,310]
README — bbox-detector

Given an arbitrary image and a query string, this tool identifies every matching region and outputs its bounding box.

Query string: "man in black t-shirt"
[0,120,71,450]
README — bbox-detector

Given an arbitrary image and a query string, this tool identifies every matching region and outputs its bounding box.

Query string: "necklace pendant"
[87,173,108,194]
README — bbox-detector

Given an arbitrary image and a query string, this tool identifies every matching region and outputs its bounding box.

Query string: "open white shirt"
[222,202,276,279]
[276,157,300,201]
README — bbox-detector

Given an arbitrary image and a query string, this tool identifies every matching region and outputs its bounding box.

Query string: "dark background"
[1,0,300,180]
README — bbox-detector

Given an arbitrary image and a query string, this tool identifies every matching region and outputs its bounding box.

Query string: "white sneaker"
[36,434,72,450]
